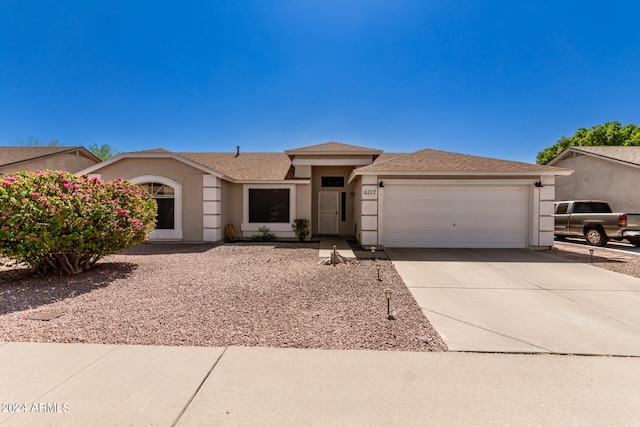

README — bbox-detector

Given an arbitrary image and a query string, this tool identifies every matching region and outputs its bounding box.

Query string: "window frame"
[321,176,345,188]
[248,188,291,223]
[130,175,183,240]
[242,184,297,237]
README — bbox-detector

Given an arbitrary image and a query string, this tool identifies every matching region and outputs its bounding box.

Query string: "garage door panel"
[383,185,528,248]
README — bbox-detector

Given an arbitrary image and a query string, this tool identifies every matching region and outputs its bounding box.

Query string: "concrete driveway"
[386,248,640,356]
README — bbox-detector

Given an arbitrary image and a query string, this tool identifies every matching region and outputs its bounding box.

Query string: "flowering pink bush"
[0,170,157,275]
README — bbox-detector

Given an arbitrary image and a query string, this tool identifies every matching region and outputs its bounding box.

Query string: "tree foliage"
[0,171,157,275]
[88,143,122,160]
[537,121,640,164]
[16,137,60,147]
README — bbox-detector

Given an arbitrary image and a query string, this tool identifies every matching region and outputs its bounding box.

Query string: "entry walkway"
[2,342,640,425]
[318,238,356,259]
[387,248,640,356]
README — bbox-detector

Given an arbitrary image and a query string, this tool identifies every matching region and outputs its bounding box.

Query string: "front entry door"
[318,191,339,235]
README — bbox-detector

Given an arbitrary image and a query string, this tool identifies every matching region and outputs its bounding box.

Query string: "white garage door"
[383,185,529,248]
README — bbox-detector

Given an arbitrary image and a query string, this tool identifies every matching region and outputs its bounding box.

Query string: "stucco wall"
[296,183,312,237]
[222,181,243,235]
[554,155,640,212]
[90,158,205,242]
[352,176,362,244]
[1,152,99,174]
[311,166,356,236]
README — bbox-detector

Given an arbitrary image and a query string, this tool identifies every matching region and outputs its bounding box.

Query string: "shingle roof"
[0,146,96,167]
[558,146,640,166]
[178,152,293,181]
[357,148,567,173]
[285,141,382,155]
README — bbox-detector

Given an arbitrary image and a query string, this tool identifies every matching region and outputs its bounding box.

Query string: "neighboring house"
[79,142,571,249]
[0,146,100,176]
[547,146,640,212]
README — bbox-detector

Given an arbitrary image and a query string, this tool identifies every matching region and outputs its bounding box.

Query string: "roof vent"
[235,146,240,157]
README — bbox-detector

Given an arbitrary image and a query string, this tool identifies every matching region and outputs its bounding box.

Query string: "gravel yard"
[0,243,447,352]
[545,241,640,278]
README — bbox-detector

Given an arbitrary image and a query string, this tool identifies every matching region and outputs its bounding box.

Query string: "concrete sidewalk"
[2,342,640,426]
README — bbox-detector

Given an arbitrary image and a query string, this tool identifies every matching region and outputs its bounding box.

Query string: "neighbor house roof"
[0,146,100,167]
[354,148,572,176]
[547,146,640,168]
[285,141,382,156]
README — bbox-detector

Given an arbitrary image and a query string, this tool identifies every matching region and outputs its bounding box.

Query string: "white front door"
[318,191,339,235]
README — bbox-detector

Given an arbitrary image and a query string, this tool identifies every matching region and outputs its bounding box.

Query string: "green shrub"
[251,226,276,241]
[291,218,310,241]
[0,170,157,275]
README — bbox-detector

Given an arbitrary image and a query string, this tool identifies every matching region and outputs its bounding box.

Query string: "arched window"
[130,175,183,240]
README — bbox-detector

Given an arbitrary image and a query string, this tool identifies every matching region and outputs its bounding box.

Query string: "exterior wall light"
[535,181,544,188]
[379,181,384,188]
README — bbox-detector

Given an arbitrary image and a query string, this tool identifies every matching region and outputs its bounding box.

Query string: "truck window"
[556,203,569,214]
[573,202,612,213]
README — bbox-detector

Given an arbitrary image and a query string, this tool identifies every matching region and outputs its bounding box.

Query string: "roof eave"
[548,147,640,170]
[236,179,311,184]
[352,170,574,177]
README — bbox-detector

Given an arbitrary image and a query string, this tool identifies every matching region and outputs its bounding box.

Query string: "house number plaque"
[362,187,377,199]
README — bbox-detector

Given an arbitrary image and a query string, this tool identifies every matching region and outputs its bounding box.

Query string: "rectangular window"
[341,192,347,222]
[249,189,290,223]
[555,203,568,214]
[321,176,345,187]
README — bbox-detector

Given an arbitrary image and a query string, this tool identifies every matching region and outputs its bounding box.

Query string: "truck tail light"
[619,214,628,227]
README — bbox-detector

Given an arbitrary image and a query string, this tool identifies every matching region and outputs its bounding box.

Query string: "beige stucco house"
[548,146,640,212]
[79,142,571,249]
[0,146,100,176]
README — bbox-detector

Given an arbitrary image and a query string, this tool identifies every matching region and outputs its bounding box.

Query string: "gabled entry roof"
[285,141,382,156]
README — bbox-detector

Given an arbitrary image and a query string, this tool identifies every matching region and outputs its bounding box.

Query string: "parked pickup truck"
[554,200,640,247]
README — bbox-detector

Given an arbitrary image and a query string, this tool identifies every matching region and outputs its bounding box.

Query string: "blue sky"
[1,1,639,162]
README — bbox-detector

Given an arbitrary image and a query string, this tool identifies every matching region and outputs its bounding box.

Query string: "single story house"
[548,146,640,212]
[79,142,571,249]
[0,146,100,176]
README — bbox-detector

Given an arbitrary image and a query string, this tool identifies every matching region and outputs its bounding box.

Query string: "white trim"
[382,178,539,186]
[130,175,183,240]
[353,170,572,177]
[292,157,374,166]
[241,184,297,238]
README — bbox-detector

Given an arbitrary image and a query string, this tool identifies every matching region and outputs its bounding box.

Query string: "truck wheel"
[585,227,608,247]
